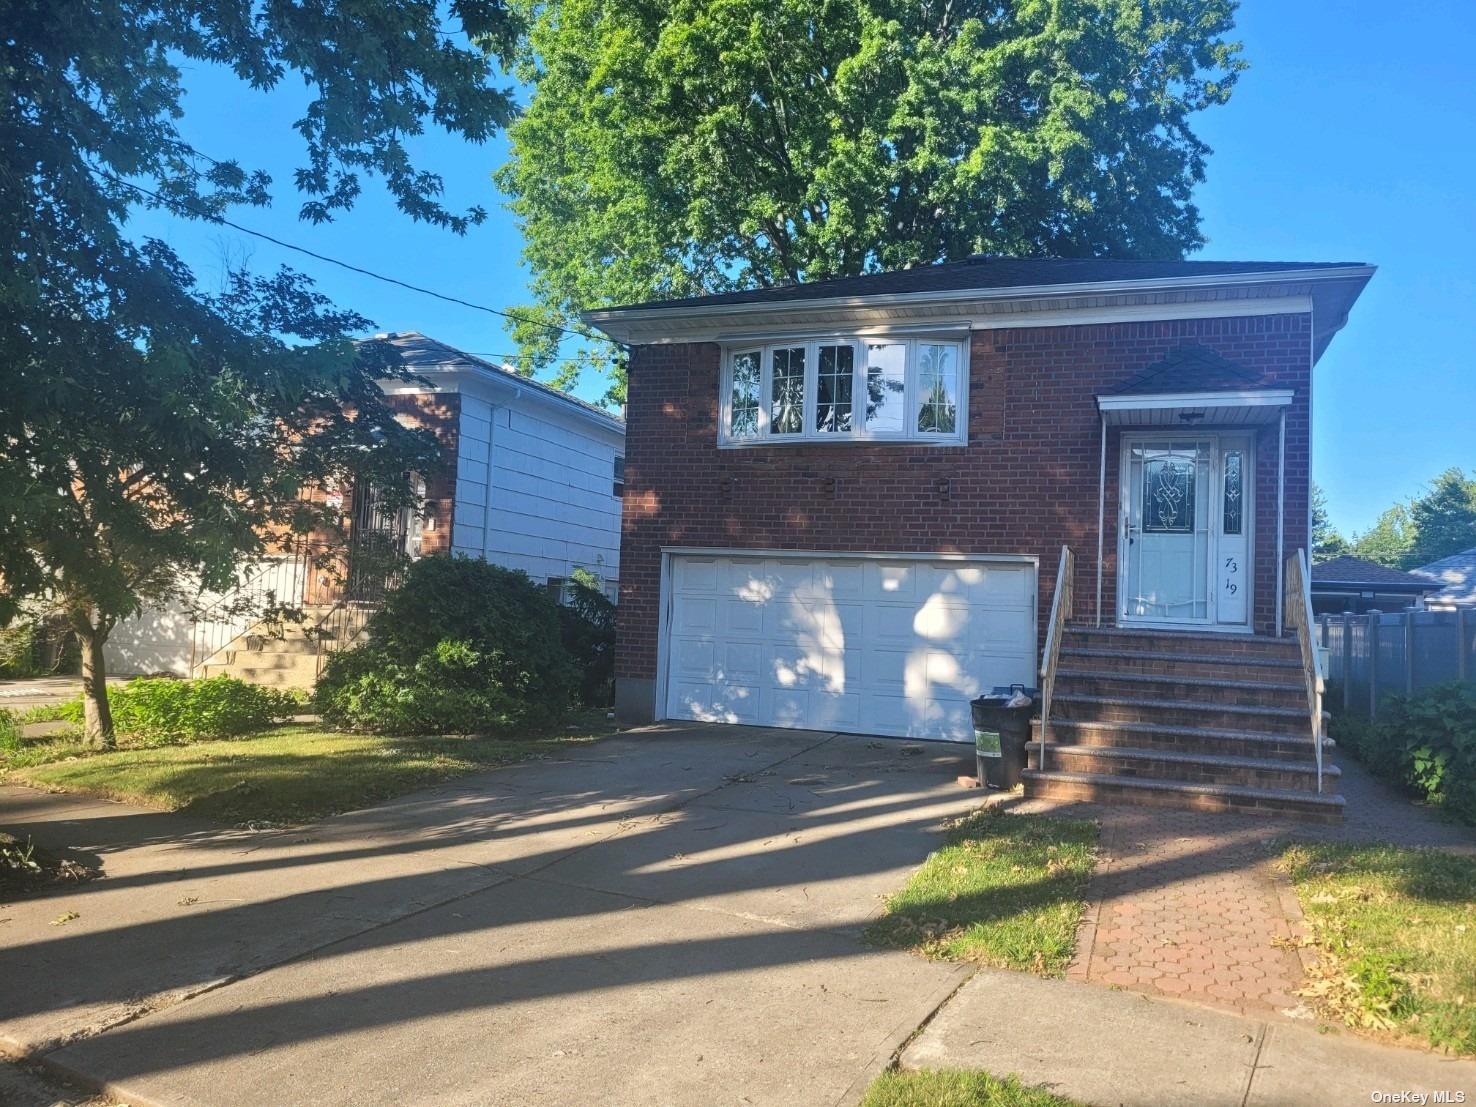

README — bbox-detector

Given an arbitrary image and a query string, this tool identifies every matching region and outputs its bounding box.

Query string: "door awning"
[1095,389,1293,427]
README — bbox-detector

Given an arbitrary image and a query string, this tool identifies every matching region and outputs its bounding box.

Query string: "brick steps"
[1026,742,1338,792]
[1020,769,1345,823]
[1057,669,1305,710]
[1025,625,1341,822]
[1032,717,1330,762]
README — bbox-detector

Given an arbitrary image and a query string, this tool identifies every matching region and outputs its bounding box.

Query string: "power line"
[90,166,600,344]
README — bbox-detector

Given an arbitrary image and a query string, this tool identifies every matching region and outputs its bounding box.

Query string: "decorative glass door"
[1120,435,1253,627]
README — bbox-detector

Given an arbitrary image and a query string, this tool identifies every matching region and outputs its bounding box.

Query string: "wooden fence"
[1317,608,1475,721]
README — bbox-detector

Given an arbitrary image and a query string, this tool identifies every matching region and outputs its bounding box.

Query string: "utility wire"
[90,166,601,345]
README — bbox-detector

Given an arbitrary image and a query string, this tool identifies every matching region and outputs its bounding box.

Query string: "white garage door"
[663,553,1036,742]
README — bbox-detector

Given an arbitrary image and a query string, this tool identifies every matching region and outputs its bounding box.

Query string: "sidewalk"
[904,968,1476,1106]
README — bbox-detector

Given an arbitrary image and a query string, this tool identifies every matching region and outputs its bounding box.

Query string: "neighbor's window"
[613,454,625,498]
[720,335,966,445]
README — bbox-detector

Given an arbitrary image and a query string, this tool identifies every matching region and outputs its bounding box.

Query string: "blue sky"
[126,1,1474,539]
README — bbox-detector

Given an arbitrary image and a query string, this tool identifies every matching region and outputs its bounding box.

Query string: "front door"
[1119,434,1253,628]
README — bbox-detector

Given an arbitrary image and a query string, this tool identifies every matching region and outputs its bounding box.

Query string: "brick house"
[585,257,1374,819]
[105,332,625,683]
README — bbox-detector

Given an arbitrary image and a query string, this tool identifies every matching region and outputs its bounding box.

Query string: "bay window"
[719,334,966,445]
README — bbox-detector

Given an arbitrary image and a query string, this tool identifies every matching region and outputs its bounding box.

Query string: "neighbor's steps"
[1024,626,1340,821]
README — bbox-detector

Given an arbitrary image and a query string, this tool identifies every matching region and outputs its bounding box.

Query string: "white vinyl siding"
[453,394,622,590]
[719,334,967,446]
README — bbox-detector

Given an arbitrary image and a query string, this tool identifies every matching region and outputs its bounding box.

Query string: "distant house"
[1414,546,1476,609]
[105,331,625,683]
[1308,555,1441,615]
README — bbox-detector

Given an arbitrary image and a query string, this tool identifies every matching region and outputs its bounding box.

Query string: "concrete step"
[1027,742,1337,792]
[1062,626,1300,659]
[218,648,323,671]
[1054,670,1307,711]
[1058,645,1303,683]
[1021,769,1344,823]
[202,664,318,689]
[1052,692,1315,736]
[1031,718,1332,762]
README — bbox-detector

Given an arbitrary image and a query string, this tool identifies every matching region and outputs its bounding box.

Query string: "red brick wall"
[617,313,1312,683]
[383,391,460,555]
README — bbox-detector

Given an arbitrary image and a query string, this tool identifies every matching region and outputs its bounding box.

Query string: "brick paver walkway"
[1012,758,1476,1020]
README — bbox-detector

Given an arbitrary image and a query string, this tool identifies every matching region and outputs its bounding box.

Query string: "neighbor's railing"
[1284,549,1325,793]
[1037,545,1074,773]
[189,539,319,676]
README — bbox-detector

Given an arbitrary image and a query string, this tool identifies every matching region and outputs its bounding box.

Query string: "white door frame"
[654,546,1039,728]
[1116,431,1255,632]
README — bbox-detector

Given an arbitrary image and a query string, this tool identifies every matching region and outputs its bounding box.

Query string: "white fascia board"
[1096,389,1295,413]
[390,364,625,437]
[582,266,1374,336]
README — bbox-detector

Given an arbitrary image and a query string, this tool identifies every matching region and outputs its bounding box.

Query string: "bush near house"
[559,579,616,707]
[1332,682,1476,824]
[26,676,300,745]
[315,557,578,735]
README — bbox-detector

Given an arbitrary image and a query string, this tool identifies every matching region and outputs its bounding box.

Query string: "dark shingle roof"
[1310,556,1440,590]
[1111,345,1268,395]
[598,257,1370,314]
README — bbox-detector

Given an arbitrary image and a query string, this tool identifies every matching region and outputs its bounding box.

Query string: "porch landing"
[1025,625,1342,822]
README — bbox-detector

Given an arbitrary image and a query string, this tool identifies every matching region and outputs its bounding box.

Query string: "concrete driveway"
[1,724,982,1106]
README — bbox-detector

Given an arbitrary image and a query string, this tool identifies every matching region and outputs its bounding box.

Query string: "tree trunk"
[78,625,115,750]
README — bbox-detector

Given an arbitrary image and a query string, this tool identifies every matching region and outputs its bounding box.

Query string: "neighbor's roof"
[1413,547,1476,606]
[366,331,623,433]
[591,257,1372,314]
[1310,556,1442,591]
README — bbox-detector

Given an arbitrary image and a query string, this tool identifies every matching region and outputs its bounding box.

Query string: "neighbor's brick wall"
[383,391,460,556]
[617,314,1312,682]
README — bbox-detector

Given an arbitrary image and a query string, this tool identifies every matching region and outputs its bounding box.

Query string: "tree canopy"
[1327,467,1476,570]
[498,0,1245,397]
[1,1,521,743]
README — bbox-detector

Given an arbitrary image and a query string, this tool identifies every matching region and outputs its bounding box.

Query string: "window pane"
[728,351,760,437]
[864,342,907,433]
[915,343,958,434]
[770,347,805,435]
[1144,454,1196,533]
[815,344,854,433]
[1222,450,1243,535]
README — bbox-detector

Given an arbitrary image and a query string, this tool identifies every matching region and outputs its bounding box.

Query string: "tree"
[1311,483,1349,562]
[1350,505,1416,569]
[1404,468,1476,569]
[1,2,520,746]
[498,0,1246,397]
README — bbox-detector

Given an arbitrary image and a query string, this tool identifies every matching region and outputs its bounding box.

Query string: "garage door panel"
[666,554,1035,743]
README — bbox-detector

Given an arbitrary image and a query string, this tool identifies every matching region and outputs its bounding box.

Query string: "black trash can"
[971,685,1039,789]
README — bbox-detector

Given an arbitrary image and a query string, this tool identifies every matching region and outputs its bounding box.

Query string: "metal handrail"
[189,540,312,675]
[1037,545,1075,774]
[1284,549,1325,793]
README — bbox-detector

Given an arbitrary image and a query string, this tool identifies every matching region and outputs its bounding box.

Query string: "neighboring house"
[105,331,625,682]
[585,256,1374,819]
[1414,546,1476,609]
[1308,555,1442,614]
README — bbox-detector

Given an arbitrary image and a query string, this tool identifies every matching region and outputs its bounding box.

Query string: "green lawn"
[860,1070,1083,1107]
[1280,842,1476,1055]
[866,806,1098,974]
[2,714,613,825]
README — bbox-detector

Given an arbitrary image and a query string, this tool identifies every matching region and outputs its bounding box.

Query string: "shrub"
[36,677,300,745]
[1335,682,1476,823]
[0,709,20,753]
[315,557,576,735]
[559,581,615,707]
[0,622,38,678]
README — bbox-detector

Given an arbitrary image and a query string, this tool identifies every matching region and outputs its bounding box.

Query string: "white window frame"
[717,333,969,447]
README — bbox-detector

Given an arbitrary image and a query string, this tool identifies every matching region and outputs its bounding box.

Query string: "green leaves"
[499,0,1245,394]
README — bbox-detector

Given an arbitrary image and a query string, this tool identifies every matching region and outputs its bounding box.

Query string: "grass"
[866,806,1098,974]
[2,711,614,826]
[860,1070,1083,1107]
[1280,841,1476,1056]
